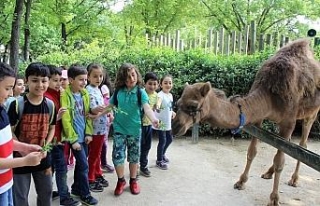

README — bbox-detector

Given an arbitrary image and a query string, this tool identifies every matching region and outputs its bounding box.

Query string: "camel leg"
[288,112,318,187]
[234,137,259,190]
[267,122,296,206]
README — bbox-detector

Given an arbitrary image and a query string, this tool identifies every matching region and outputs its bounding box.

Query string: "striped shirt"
[0,106,13,194]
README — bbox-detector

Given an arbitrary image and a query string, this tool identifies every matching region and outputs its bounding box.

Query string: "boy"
[61,65,98,205]
[139,72,159,177]
[45,65,81,206]
[7,62,56,206]
[0,62,44,206]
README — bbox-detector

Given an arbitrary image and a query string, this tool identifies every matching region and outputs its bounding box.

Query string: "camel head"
[172,82,213,136]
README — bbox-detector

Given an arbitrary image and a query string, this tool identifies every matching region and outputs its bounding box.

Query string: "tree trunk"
[23,0,32,62]
[61,23,67,43]
[10,0,24,72]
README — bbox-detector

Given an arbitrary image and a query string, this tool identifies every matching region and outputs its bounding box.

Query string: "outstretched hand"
[57,107,67,121]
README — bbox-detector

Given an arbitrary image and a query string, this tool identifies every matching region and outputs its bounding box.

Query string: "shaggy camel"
[172,39,320,206]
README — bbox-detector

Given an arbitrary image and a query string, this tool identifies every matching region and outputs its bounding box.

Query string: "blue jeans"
[52,144,69,202]
[13,170,52,206]
[71,142,90,198]
[140,125,153,168]
[156,130,173,162]
[0,188,13,206]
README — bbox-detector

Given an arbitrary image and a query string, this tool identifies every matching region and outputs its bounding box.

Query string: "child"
[7,62,56,206]
[44,65,81,206]
[85,63,109,192]
[60,67,75,169]
[99,71,114,173]
[153,74,176,170]
[139,72,159,177]
[60,65,98,205]
[109,63,159,196]
[0,62,44,206]
[3,74,25,110]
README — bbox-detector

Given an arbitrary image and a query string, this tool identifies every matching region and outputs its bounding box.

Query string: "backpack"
[113,87,144,120]
[15,95,55,126]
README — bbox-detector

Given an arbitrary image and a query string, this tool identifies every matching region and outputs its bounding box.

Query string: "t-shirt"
[142,92,157,126]
[110,86,148,136]
[72,93,86,143]
[86,85,108,135]
[0,106,13,194]
[7,95,56,174]
[153,91,173,131]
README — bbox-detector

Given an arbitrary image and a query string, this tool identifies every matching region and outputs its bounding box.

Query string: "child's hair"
[144,72,158,83]
[25,62,50,79]
[68,64,87,79]
[160,74,173,85]
[114,63,142,89]
[0,62,16,81]
[86,63,103,76]
[99,69,114,95]
[47,64,62,78]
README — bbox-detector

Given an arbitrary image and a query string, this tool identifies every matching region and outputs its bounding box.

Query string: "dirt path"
[30,137,320,206]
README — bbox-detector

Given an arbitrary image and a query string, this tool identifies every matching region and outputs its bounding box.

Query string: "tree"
[10,0,24,71]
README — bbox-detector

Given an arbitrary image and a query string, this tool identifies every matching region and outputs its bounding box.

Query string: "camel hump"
[251,38,320,106]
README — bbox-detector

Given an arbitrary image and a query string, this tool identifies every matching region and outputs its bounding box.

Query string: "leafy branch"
[105,105,128,115]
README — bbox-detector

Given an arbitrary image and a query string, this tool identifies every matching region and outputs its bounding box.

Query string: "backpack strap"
[113,89,119,107]
[44,97,55,124]
[15,96,25,123]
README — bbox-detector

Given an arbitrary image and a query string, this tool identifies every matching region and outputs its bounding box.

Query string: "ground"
[29,136,320,206]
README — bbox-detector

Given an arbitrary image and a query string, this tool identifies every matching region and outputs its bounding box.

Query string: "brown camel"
[172,39,320,206]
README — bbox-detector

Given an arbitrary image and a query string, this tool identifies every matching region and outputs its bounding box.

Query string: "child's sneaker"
[101,164,114,173]
[80,195,98,206]
[52,191,59,200]
[140,167,151,177]
[96,176,109,187]
[156,161,168,170]
[114,180,126,196]
[129,180,140,195]
[163,156,170,163]
[60,197,81,206]
[89,181,104,193]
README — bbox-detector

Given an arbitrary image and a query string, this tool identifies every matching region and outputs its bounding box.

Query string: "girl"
[153,74,176,170]
[109,63,159,196]
[86,63,109,192]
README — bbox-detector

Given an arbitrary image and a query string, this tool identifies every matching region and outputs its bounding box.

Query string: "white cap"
[61,70,68,79]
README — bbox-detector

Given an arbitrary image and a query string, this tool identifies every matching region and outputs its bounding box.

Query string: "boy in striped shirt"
[0,62,44,206]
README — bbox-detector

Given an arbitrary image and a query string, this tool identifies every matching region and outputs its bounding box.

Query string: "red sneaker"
[130,180,140,195]
[114,180,126,196]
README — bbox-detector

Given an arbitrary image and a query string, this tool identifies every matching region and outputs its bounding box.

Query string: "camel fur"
[172,39,320,206]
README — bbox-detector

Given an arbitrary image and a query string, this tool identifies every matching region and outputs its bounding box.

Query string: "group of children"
[0,61,176,206]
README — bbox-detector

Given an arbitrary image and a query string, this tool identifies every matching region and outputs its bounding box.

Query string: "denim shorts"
[112,132,140,166]
[0,187,13,206]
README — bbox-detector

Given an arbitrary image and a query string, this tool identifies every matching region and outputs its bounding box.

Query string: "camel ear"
[184,82,189,88]
[200,82,211,97]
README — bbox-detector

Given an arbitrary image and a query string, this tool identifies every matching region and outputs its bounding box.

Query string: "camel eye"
[187,105,197,111]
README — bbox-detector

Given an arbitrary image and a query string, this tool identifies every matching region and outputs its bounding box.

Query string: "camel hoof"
[234,181,245,190]
[267,202,280,206]
[261,173,273,179]
[288,179,298,187]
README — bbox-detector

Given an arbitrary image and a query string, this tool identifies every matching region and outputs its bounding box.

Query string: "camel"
[172,39,320,206]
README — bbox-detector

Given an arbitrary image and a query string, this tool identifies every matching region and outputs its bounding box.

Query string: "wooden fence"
[146,21,318,55]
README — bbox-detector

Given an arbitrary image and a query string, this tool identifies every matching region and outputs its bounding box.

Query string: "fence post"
[192,123,199,143]
[175,30,181,51]
[219,28,224,54]
[250,21,256,54]
[214,31,219,54]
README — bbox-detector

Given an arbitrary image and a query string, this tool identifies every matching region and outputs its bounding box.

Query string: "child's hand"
[72,142,81,151]
[86,113,98,120]
[172,111,176,119]
[152,119,160,128]
[57,107,67,121]
[23,152,43,166]
[92,105,106,114]
[85,136,93,144]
